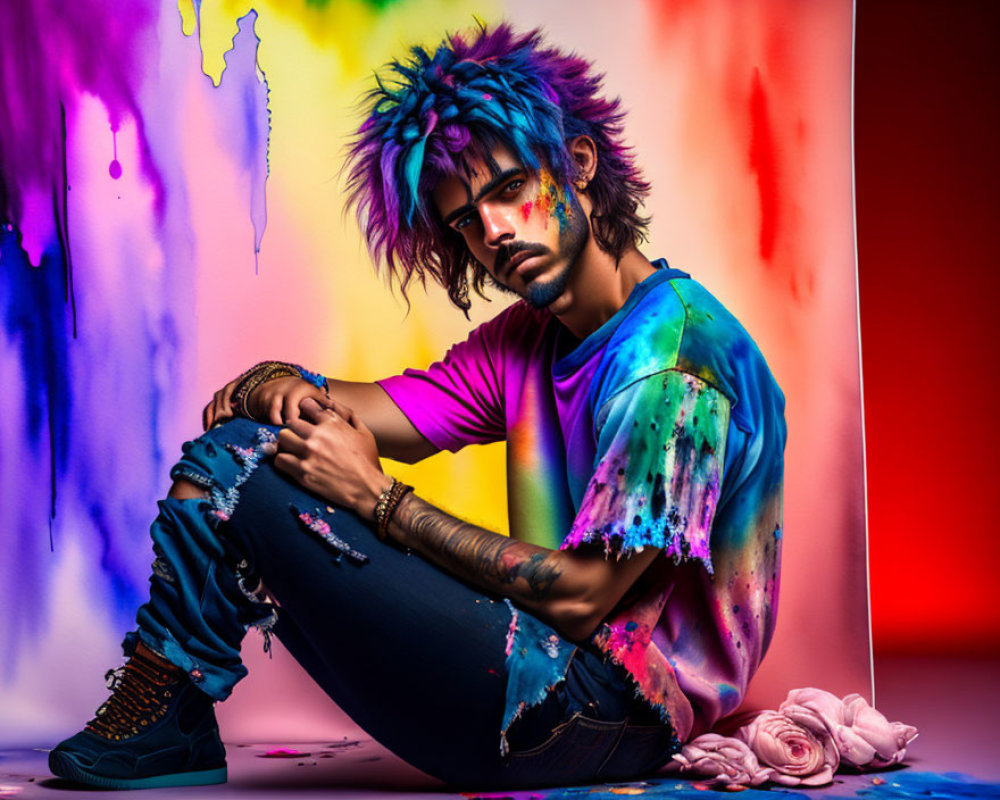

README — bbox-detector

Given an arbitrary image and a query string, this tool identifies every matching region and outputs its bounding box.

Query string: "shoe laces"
[85,651,183,740]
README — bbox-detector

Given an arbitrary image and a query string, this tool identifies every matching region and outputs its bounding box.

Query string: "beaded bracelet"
[295,365,329,392]
[374,477,414,541]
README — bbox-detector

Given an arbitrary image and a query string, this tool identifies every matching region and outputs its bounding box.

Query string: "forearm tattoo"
[396,494,562,600]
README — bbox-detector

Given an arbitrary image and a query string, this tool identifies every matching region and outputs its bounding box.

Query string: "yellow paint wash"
[183,0,508,533]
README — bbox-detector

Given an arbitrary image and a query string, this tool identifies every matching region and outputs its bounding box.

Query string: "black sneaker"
[48,644,227,789]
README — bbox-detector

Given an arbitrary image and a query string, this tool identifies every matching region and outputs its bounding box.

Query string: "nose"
[479,203,515,249]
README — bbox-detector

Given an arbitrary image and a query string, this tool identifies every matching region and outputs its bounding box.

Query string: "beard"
[524,262,574,309]
[489,190,590,310]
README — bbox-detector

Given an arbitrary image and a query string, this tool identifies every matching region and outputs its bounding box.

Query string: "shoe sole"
[49,750,227,789]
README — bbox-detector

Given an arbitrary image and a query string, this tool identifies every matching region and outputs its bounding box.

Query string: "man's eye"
[503,179,525,195]
[454,213,476,231]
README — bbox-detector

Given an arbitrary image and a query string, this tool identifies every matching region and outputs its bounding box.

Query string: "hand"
[273,396,391,517]
[203,374,241,430]
[203,374,329,430]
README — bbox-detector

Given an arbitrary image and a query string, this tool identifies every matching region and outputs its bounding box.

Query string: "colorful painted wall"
[0,0,865,746]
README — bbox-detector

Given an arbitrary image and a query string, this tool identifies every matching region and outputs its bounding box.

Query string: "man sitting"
[50,23,785,790]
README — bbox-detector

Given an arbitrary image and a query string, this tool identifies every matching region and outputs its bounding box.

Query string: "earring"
[574,178,588,191]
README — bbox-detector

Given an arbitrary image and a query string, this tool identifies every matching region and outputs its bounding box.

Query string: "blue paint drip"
[84,500,143,620]
[0,225,73,519]
[0,225,75,678]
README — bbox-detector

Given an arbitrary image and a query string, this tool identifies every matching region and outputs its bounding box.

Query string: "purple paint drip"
[109,129,122,179]
[0,0,228,672]
[216,9,271,272]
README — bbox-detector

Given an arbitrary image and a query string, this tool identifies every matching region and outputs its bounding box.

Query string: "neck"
[549,241,656,340]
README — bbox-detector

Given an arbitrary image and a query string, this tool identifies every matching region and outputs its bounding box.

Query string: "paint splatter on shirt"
[378,260,785,741]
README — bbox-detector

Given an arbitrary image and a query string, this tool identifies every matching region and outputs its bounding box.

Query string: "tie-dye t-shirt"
[377,260,786,741]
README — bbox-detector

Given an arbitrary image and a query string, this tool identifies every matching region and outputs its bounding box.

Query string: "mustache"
[495,242,548,277]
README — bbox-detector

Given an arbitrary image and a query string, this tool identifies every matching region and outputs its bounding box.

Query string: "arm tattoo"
[399,494,563,600]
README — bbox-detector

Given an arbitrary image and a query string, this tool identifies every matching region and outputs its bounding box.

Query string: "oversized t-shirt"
[377,260,786,742]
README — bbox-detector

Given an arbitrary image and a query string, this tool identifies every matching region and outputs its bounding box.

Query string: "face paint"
[523,168,575,235]
[434,148,590,310]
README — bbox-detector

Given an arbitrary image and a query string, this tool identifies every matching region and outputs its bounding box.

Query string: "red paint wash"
[748,69,778,262]
[520,201,532,222]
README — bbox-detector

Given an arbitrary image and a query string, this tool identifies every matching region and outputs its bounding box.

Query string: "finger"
[323,395,355,418]
[207,390,225,430]
[277,427,309,456]
[325,396,363,430]
[268,395,284,426]
[209,396,225,429]
[273,452,303,481]
[284,416,314,439]
[298,395,331,423]
[282,395,303,425]
[220,384,235,414]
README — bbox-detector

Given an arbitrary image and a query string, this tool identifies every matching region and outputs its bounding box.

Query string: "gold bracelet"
[231,361,301,419]
[373,478,413,541]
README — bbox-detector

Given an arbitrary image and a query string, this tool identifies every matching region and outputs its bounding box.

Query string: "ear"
[567,135,598,190]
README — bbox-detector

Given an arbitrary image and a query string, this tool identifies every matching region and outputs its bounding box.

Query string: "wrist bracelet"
[231,361,330,420]
[294,365,329,394]
[231,362,298,419]
[373,477,414,541]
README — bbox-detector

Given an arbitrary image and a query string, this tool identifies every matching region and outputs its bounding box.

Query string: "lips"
[499,245,547,280]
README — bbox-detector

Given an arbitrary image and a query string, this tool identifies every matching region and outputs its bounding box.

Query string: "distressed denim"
[126,418,677,787]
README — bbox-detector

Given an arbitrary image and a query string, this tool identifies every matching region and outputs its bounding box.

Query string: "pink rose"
[736,710,839,786]
[671,688,917,790]
[779,688,918,769]
[781,687,847,727]
[841,693,918,767]
[780,688,862,767]
[669,733,773,788]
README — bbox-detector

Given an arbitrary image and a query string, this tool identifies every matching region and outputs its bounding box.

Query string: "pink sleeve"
[377,317,507,453]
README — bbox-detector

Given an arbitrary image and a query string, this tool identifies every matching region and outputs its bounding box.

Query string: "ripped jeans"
[127,418,676,788]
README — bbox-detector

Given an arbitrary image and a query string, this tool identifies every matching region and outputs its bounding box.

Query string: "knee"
[169,419,278,503]
[169,479,208,500]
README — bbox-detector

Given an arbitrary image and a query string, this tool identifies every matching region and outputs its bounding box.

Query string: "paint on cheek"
[520,201,532,222]
[535,168,573,234]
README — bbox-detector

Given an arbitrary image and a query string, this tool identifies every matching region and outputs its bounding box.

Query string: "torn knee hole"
[169,479,209,500]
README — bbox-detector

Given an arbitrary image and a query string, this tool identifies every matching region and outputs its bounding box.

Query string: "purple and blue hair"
[345,23,651,312]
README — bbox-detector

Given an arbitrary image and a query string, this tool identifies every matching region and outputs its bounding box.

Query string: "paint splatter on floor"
[1,745,998,799]
[259,747,310,758]
[325,739,363,750]
[461,771,1000,800]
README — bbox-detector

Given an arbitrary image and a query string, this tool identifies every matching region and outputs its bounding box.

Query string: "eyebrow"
[442,168,525,225]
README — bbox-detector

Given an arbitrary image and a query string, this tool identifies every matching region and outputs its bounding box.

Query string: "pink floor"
[2,654,997,799]
[868,654,1000,782]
